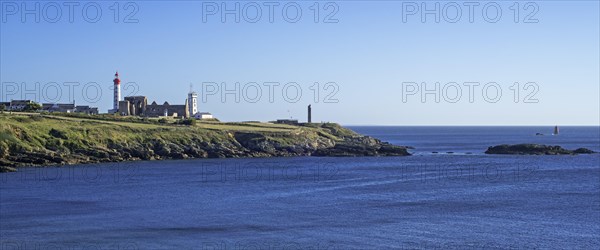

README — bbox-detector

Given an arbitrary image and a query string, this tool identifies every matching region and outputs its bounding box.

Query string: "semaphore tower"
[188,83,198,117]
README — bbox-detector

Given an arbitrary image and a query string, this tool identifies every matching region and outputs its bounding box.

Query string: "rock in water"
[573,148,595,154]
[485,144,595,155]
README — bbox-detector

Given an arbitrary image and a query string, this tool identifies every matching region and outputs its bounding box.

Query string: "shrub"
[49,128,68,139]
[44,138,64,151]
[30,115,44,122]
[176,118,196,126]
[23,102,42,112]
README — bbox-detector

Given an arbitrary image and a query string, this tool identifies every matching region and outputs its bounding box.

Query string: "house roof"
[10,100,33,105]
[42,103,75,110]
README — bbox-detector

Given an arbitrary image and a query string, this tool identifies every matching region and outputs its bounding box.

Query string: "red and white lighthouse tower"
[113,71,121,111]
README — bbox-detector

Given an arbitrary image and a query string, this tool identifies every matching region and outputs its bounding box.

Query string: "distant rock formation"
[485,144,596,155]
[573,148,595,154]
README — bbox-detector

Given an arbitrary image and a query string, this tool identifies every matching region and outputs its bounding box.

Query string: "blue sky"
[1,1,598,125]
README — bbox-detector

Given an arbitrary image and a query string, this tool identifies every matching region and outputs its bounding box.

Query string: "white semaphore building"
[188,84,214,120]
[187,86,198,117]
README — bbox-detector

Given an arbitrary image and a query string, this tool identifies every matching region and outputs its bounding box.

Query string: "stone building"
[42,103,75,113]
[0,102,10,110]
[118,96,148,116]
[74,106,99,115]
[146,101,188,118]
[5,100,34,111]
[118,95,189,118]
[274,119,299,125]
[41,102,99,114]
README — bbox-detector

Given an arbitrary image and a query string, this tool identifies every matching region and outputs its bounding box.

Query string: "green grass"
[0,112,357,160]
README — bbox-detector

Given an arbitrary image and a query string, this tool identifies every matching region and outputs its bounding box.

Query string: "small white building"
[194,112,213,120]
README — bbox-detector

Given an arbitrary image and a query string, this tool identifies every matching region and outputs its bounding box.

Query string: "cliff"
[0,113,410,172]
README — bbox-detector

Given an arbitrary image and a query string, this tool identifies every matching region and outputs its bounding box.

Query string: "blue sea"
[1,126,599,249]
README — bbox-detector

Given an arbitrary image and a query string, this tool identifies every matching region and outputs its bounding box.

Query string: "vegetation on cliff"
[0,113,410,172]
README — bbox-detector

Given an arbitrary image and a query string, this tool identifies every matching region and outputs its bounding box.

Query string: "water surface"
[1,126,599,249]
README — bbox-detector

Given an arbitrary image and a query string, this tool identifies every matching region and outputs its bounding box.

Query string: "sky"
[1,1,599,125]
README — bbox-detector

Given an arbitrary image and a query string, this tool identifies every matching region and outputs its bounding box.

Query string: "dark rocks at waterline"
[485,144,596,155]
[312,138,410,157]
[0,166,17,173]
[573,148,596,154]
[1,134,411,170]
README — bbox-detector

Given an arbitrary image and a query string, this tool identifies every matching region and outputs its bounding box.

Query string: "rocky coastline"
[2,114,597,173]
[0,114,410,172]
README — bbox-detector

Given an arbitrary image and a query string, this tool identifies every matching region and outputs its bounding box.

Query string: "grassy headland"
[0,113,409,172]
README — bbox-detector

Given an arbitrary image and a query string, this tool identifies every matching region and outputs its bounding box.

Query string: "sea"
[1,126,599,249]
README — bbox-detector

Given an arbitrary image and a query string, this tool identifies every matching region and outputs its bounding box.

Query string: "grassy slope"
[0,113,364,170]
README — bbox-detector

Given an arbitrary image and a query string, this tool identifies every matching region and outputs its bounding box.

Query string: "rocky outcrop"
[313,136,409,157]
[573,148,595,154]
[485,144,596,155]
[0,118,411,171]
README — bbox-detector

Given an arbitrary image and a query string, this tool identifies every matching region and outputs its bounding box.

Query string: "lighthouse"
[113,71,121,112]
